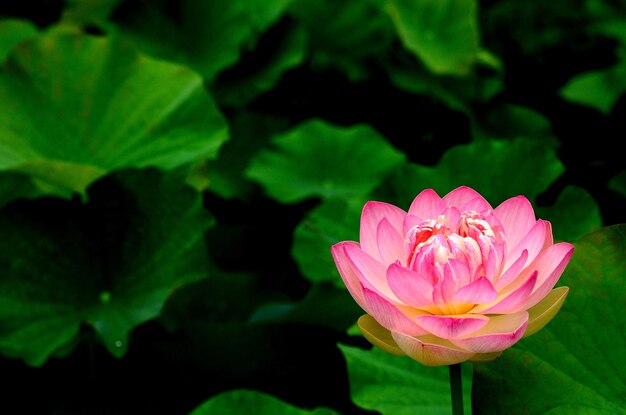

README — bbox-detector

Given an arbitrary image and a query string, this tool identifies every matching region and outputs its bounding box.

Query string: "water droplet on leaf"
[99,291,111,304]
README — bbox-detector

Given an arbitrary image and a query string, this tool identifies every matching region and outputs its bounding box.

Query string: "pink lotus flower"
[332,186,573,366]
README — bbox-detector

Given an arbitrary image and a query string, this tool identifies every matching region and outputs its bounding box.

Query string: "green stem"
[449,363,464,415]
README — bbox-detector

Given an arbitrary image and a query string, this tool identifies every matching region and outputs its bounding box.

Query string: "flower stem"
[449,363,464,415]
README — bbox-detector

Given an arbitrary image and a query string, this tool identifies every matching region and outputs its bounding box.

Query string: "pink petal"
[522,243,574,309]
[363,288,428,336]
[387,262,434,307]
[392,332,475,366]
[461,196,493,213]
[472,271,537,314]
[495,249,528,290]
[447,258,472,288]
[331,242,367,310]
[443,186,489,210]
[451,311,529,353]
[443,206,461,229]
[432,263,457,307]
[376,218,404,264]
[482,240,500,282]
[414,313,489,339]
[360,201,406,261]
[402,214,423,235]
[495,195,536,254]
[453,277,498,304]
[408,189,445,219]
[343,242,399,301]
[504,219,548,270]
[542,221,554,249]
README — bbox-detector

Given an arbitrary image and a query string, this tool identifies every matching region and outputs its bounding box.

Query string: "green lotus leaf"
[189,390,339,415]
[0,33,228,196]
[560,63,626,114]
[386,0,481,76]
[536,185,602,242]
[0,169,213,365]
[340,344,473,414]
[246,119,405,203]
[0,18,38,61]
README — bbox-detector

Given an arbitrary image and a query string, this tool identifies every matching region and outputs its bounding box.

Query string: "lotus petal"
[376,218,404,264]
[387,262,434,307]
[504,219,548,270]
[451,311,529,353]
[461,195,493,213]
[408,189,445,219]
[343,242,398,301]
[357,314,404,355]
[495,195,536,254]
[363,288,428,336]
[518,242,574,309]
[524,286,569,337]
[331,242,366,310]
[360,201,406,261]
[495,249,528,290]
[473,271,537,314]
[453,277,498,304]
[443,186,490,211]
[392,332,475,366]
[414,313,489,339]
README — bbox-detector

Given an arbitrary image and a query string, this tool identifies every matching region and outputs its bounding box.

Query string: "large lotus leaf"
[560,62,626,114]
[0,169,213,366]
[340,344,473,415]
[374,137,564,208]
[386,0,480,76]
[536,185,602,242]
[288,0,394,80]
[112,0,292,82]
[473,225,626,414]
[246,119,405,203]
[292,197,363,285]
[189,390,339,415]
[0,33,228,196]
[0,18,38,61]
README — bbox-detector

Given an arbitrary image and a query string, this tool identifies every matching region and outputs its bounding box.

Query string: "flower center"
[404,211,504,314]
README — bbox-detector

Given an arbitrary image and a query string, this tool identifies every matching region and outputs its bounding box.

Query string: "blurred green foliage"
[0,0,624,413]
